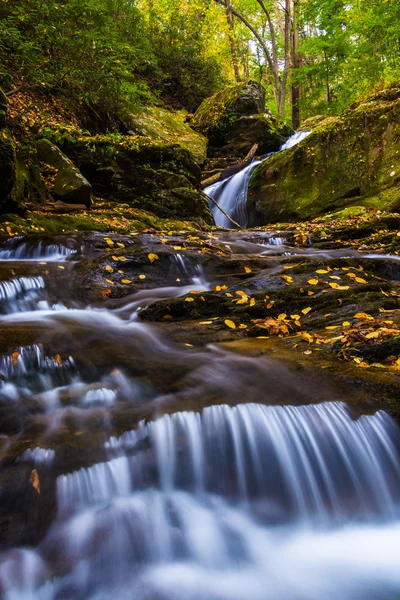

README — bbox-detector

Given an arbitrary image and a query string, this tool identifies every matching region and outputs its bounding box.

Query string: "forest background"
[0,0,399,129]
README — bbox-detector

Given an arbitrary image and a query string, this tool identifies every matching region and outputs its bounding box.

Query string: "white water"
[0,239,77,261]
[0,234,399,599]
[205,130,312,229]
[2,402,400,599]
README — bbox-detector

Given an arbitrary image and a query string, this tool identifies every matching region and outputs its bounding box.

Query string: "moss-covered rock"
[248,86,400,224]
[126,106,208,164]
[0,130,16,210]
[51,135,212,223]
[37,139,92,207]
[191,81,290,158]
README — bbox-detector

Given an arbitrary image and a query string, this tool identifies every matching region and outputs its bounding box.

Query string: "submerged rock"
[191,81,291,158]
[248,86,400,224]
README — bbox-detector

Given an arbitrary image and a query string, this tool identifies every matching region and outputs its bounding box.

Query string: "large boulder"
[248,86,400,224]
[126,107,208,165]
[191,81,291,157]
[54,137,213,224]
[37,139,92,207]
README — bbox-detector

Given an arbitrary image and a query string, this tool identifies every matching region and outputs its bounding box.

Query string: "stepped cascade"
[0,235,396,599]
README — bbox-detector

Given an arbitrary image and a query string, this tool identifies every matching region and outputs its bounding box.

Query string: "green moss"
[190,83,246,133]
[0,202,207,235]
[249,89,400,224]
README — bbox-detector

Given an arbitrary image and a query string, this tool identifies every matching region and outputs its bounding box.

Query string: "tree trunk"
[291,0,301,129]
[225,0,241,82]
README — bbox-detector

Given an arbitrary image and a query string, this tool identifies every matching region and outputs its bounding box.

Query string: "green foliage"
[0,0,225,118]
[297,0,400,117]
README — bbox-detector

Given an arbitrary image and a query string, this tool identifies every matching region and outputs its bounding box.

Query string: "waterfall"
[205,130,312,229]
[5,401,399,599]
[0,239,77,261]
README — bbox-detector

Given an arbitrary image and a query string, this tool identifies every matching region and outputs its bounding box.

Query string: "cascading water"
[205,130,311,229]
[3,402,400,599]
[0,233,399,599]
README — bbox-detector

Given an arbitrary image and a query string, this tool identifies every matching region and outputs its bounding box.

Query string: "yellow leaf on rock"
[354,312,373,320]
[224,319,236,329]
[30,469,40,494]
[342,321,351,327]
[105,279,114,285]
[316,269,329,274]
[11,352,19,367]
[139,274,146,280]
[277,313,287,321]
[308,279,319,285]
[355,277,367,284]
[121,279,132,284]
[116,242,125,248]
[365,331,380,339]
[236,291,248,298]
[301,332,314,343]
[148,253,159,263]
[105,265,114,273]
[250,298,256,307]
[185,297,194,302]
[104,237,114,247]
[307,291,314,296]
[302,307,312,315]
[244,267,252,274]
[111,255,119,261]
[281,275,293,283]
[199,321,213,325]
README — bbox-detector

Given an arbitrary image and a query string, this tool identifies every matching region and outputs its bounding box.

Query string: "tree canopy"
[0,0,399,125]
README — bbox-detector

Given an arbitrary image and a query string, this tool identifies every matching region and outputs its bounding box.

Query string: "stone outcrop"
[126,106,208,164]
[37,139,92,207]
[248,86,400,224]
[54,136,213,224]
[191,81,291,158]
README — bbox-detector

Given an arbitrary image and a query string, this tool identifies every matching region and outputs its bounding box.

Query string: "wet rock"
[248,86,400,224]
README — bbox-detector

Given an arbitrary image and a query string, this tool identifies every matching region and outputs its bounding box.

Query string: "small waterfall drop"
[5,401,400,599]
[205,130,311,229]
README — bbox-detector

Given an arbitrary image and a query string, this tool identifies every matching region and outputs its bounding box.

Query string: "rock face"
[57,138,212,224]
[248,86,400,224]
[126,107,208,164]
[0,130,16,210]
[191,81,291,157]
[37,139,92,207]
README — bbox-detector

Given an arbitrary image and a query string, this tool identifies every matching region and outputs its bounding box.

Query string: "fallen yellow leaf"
[302,307,312,315]
[121,279,132,284]
[224,319,236,329]
[148,253,159,263]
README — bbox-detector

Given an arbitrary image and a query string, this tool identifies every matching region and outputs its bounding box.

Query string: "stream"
[0,229,397,600]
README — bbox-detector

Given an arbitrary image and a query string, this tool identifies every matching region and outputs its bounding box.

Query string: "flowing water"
[0,229,398,599]
[205,131,312,229]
